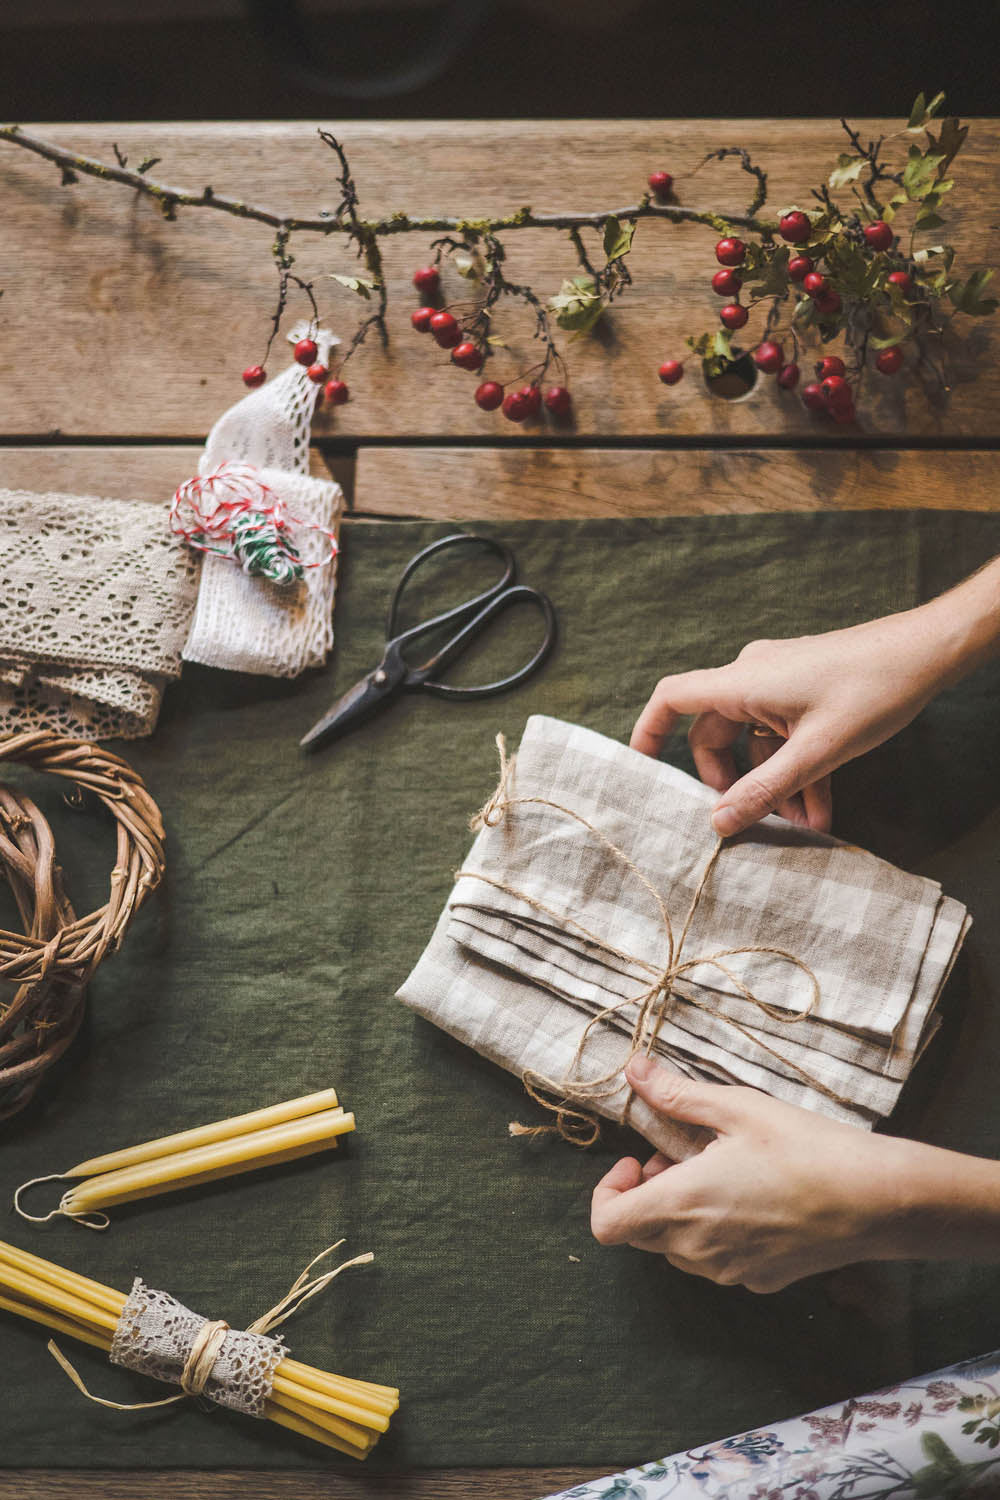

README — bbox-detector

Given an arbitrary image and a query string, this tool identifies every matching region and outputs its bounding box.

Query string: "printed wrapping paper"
[542,1349,1000,1499]
[397,716,970,1152]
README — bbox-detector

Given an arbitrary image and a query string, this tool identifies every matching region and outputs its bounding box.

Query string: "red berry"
[411,306,436,332]
[544,385,572,416]
[502,391,530,422]
[648,171,673,201]
[474,380,504,411]
[753,341,783,374]
[293,338,318,367]
[658,359,684,385]
[788,255,813,283]
[715,237,746,267]
[887,271,913,294]
[821,375,852,409]
[801,381,826,411]
[306,363,328,384]
[813,290,842,317]
[864,221,893,252]
[711,269,742,297]
[779,210,811,244]
[429,311,461,348]
[777,361,800,390]
[875,346,904,374]
[831,403,856,424]
[451,341,482,371]
[803,271,829,298]
[719,303,748,330]
[241,364,266,388]
[412,266,440,294]
[519,385,542,417]
[816,355,846,379]
[323,378,349,405]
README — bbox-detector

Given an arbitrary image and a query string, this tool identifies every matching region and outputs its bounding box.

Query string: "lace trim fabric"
[110,1279,285,1419]
[181,322,343,677]
[0,489,200,740]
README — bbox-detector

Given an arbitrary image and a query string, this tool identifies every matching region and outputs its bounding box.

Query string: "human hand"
[630,605,955,836]
[590,1056,934,1293]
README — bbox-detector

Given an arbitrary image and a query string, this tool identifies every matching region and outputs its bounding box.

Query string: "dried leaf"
[828,153,866,189]
[329,272,376,299]
[602,215,635,262]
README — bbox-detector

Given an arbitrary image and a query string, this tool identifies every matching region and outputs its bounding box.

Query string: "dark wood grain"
[0,446,352,505]
[0,1467,609,1499]
[355,445,1000,517]
[2,120,999,439]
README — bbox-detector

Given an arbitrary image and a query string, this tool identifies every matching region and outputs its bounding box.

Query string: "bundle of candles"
[0,1238,398,1458]
[15,1088,355,1228]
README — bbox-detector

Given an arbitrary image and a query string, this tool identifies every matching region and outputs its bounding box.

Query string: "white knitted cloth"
[181,323,344,677]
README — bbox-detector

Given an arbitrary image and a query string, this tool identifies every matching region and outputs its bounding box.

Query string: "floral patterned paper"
[544,1351,1000,1499]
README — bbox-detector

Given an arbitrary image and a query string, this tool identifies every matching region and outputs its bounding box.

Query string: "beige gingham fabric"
[397,717,969,1155]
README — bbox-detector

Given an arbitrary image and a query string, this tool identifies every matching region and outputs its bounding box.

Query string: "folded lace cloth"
[397,715,970,1160]
[181,322,344,677]
[0,488,200,740]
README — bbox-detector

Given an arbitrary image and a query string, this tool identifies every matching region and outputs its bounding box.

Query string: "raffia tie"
[48,1241,373,1415]
[459,734,853,1146]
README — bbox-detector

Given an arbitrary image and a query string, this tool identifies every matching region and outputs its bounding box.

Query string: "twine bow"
[459,734,851,1145]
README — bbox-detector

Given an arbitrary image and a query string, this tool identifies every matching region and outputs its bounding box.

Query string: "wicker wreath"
[0,730,165,1122]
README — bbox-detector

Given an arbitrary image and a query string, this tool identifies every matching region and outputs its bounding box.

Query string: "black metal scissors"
[300,532,557,750]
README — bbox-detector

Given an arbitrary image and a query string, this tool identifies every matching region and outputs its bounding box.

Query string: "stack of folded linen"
[397,716,969,1159]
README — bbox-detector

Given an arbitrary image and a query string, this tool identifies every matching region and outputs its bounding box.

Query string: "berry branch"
[1,92,994,428]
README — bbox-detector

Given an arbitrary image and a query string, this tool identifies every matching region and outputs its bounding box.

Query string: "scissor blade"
[299,666,396,751]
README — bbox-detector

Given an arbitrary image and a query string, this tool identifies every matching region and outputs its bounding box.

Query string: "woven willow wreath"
[0,730,165,1122]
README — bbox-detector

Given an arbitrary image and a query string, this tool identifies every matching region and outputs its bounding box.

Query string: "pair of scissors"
[300,532,557,750]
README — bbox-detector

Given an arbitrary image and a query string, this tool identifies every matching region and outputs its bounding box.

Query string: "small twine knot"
[470,733,515,832]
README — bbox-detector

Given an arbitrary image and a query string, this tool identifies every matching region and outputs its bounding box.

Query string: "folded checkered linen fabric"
[397,716,969,1157]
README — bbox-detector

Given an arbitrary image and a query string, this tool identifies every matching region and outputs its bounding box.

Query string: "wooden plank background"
[2,116,1000,1500]
[2,120,999,441]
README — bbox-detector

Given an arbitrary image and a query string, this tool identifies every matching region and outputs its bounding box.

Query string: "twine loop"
[463,734,846,1145]
[180,1319,230,1397]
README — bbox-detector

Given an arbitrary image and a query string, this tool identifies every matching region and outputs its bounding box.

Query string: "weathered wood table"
[1,119,999,1500]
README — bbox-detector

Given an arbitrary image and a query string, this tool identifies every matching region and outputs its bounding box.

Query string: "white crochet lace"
[0,489,200,740]
[110,1279,284,1419]
[181,322,344,677]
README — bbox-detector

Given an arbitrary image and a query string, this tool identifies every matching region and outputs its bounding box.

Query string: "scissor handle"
[415,585,557,698]
[386,532,516,646]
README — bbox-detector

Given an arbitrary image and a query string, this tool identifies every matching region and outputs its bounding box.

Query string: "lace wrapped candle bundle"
[397,716,970,1159]
[0,1238,398,1460]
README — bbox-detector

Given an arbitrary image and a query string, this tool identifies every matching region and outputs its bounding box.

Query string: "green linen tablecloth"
[1,509,999,1471]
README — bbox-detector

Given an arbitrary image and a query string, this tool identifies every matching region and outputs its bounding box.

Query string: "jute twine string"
[0,730,165,1120]
[49,1242,374,1412]
[12,1172,111,1231]
[459,734,850,1146]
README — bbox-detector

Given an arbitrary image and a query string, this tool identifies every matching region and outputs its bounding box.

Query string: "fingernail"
[627,1053,653,1082]
[711,805,740,837]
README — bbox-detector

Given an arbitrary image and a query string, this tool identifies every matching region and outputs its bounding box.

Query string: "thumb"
[625,1054,740,1132]
[710,728,829,836]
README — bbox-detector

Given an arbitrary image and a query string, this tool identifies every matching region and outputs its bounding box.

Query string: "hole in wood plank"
[704,352,759,401]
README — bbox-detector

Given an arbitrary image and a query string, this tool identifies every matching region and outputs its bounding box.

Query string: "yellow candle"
[0,1289,112,1354]
[69,1088,341,1178]
[64,1110,356,1213]
[0,1240,126,1316]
